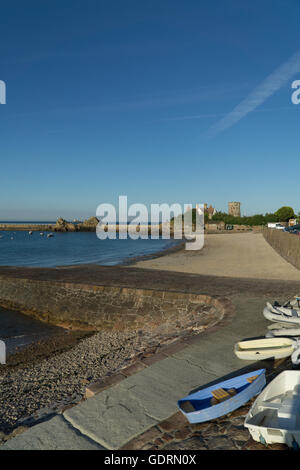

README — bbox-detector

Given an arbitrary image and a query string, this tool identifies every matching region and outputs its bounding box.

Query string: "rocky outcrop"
[45,216,99,232]
[53,218,76,232]
[82,216,99,227]
[72,216,100,232]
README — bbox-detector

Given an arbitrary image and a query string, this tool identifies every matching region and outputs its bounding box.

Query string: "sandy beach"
[134,232,300,281]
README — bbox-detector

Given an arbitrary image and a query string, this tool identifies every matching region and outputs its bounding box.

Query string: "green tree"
[274,206,295,222]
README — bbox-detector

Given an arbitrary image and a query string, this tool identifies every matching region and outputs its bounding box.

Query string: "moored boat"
[178,369,266,424]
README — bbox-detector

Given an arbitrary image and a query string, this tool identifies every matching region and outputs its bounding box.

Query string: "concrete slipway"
[1,295,275,450]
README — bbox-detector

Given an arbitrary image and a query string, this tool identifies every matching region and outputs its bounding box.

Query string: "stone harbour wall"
[263,227,300,270]
[0,276,226,333]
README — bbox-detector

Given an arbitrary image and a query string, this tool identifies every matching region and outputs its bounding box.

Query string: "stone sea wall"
[0,222,157,233]
[0,276,226,333]
[263,227,300,270]
[0,224,54,231]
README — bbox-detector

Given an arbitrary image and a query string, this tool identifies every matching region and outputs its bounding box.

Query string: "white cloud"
[207,49,300,137]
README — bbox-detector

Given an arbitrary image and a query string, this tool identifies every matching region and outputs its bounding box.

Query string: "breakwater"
[0,224,54,231]
[0,222,158,233]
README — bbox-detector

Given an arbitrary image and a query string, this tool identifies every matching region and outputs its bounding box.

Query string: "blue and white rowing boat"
[178,369,266,424]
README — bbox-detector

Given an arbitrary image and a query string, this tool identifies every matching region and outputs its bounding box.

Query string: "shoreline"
[120,238,185,266]
[0,231,184,270]
[1,231,300,442]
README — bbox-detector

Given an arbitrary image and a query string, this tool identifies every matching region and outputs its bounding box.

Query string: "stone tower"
[228,202,241,217]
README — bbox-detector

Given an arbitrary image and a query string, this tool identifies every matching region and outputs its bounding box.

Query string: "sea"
[0,222,180,355]
[0,222,179,267]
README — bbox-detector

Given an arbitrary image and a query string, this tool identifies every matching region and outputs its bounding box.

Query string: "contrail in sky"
[207,49,300,137]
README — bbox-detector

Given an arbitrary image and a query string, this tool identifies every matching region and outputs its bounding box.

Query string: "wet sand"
[134,232,300,281]
[0,306,69,356]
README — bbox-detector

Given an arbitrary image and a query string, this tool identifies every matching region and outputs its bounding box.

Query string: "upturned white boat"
[234,337,296,361]
[244,371,300,448]
[267,322,299,330]
[263,297,300,325]
[266,327,300,338]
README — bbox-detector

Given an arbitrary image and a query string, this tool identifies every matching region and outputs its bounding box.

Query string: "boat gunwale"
[245,370,300,437]
[178,369,266,418]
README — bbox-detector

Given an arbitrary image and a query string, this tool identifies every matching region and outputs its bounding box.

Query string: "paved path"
[135,233,300,281]
[1,233,300,450]
[1,295,273,450]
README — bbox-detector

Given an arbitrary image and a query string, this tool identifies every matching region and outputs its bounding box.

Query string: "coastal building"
[201,203,216,220]
[206,205,216,219]
[228,202,241,218]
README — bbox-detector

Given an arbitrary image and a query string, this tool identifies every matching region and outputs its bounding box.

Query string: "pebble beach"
[1,231,300,449]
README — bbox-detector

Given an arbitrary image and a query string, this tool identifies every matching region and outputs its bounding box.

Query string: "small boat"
[28,231,33,235]
[47,233,54,238]
[266,327,300,338]
[267,322,299,330]
[245,371,300,448]
[234,337,296,361]
[40,232,44,236]
[263,297,300,325]
[178,369,266,424]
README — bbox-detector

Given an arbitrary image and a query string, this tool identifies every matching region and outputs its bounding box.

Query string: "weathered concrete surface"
[61,295,269,450]
[1,415,104,450]
[0,291,295,451]
[0,259,299,450]
[0,263,299,298]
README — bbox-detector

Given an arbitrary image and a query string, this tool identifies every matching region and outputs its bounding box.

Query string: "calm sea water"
[0,306,65,356]
[0,230,179,267]
[0,227,180,353]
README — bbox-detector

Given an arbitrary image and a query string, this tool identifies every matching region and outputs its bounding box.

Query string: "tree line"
[211,206,296,226]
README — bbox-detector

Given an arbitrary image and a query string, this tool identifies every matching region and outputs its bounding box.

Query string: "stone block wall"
[0,277,226,334]
[263,227,300,270]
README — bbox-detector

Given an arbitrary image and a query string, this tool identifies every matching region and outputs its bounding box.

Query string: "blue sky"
[1,0,300,220]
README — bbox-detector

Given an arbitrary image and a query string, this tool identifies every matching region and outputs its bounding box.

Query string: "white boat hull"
[245,371,300,448]
[266,328,300,338]
[234,337,296,361]
[263,306,300,325]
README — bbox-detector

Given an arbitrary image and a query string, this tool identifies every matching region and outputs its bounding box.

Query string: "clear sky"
[1,0,300,220]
